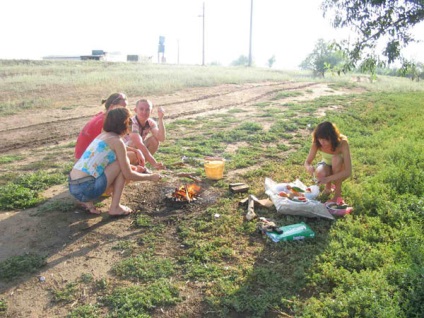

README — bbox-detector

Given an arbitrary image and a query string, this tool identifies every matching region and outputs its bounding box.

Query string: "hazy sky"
[1,0,423,69]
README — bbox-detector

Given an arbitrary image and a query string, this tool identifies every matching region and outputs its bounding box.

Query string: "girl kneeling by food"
[304,121,352,203]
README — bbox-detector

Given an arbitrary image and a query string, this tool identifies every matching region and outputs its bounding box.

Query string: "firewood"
[229,183,249,193]
[246,195,257,221]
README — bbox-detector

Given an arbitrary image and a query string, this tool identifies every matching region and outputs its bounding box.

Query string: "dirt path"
[0,81,353,318]
[0,81,325,153]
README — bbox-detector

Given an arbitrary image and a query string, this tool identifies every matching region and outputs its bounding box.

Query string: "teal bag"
[266,222,315,242]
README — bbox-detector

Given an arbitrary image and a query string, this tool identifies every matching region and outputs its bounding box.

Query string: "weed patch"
[0,253,46,281]
[0,171,66,210]
[102,278,180,317]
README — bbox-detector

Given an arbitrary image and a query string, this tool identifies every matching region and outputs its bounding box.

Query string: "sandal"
[108,205,133,216]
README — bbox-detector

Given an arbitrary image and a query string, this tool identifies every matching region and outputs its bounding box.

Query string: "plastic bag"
[266,222,315,242]
[265,177,334,220]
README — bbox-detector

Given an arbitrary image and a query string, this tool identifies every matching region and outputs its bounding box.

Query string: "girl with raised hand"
[69,108,161,216]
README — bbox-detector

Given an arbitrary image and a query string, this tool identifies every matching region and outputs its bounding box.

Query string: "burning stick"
[171,184,201,202]
[185,184,191,202]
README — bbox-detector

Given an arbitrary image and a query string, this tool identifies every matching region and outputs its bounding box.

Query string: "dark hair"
[313,121,344,151]
[103,108,131,135]
[101,92,127,110]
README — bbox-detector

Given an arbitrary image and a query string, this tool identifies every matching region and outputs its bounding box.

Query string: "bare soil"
[0,81,359,317]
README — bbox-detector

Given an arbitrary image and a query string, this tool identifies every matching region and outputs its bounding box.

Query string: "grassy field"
[0,60,423,317]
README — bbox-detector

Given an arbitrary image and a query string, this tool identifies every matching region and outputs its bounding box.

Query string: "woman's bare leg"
[316,164,332,194]
[330,155,344,201]
[108,172,132,215]
[78,201,100,214]
[103,162,132,215]
[144,136,159,155]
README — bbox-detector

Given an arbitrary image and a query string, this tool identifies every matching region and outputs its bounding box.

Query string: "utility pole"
[248,0,253,67]
[177,39,180,65]
[201,2,205,66]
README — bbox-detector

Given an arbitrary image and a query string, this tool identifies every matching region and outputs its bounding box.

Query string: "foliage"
[0,254,46,281]
[0,299,6,315]
[67,304,99,318]
[103,279,180,317]
[52,282,79,303]
[112,254,176,282]
[0,155,23,164]
[299,39,346,77]
[32,199,76,216]
[231,55,250,67]
[322,0,424,71]
[0,171,66,210]
[398,60,424,81]
[1,62,424,317]
[267,55,276,68]
[294,91,424,317]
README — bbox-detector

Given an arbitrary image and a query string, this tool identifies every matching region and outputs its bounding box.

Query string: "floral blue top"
[74,138,116,178]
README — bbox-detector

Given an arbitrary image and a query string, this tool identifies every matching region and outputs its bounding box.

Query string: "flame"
[172,184,201,202]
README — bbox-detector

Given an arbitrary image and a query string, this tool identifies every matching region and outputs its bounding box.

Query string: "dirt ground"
[0,81,358,317]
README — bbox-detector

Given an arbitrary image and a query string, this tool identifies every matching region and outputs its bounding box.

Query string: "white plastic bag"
[265,177,334,220]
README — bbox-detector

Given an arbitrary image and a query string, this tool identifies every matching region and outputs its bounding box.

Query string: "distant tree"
[299,39,345,77]
[267,55,276,68]
[209,61,222,66]
[322,0,424,72]
[231,55,250,66]
[398,60,424,81]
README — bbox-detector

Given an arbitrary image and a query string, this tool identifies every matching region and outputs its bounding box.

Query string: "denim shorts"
[68,174,107,202]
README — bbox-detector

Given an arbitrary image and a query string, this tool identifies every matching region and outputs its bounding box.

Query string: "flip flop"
[108,205,133,216]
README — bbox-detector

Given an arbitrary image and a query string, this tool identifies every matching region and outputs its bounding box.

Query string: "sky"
[1,0,423,69]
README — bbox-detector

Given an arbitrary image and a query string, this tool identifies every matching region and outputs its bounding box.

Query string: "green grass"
[0,253,46,281]
[0,298,7,315]
[272,91,304,100]
[102,278,181,317]
[112,254,176,282]
[52,282,79,303]
[0,171,67,210]
[67,304,99,318]
[0,62,423,317]
[0,155,24,164]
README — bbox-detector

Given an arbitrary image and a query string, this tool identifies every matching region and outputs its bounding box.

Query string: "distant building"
[81,50,107,61]
[43,55,81,61]
[127,55,153,63]
[43,50,148,63]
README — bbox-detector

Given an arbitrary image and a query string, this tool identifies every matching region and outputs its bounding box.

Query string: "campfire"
[171,184,201,202]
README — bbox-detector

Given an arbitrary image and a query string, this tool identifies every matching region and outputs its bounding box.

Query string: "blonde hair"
[135,99,153,110]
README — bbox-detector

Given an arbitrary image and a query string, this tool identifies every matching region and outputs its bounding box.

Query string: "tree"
[231,55,250,66]
[299,39,345,77]
[399,60,424,80]
[322,0,424,72]
[267,55,276,68]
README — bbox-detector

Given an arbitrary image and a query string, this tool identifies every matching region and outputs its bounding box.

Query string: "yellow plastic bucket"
[204,158,225,180]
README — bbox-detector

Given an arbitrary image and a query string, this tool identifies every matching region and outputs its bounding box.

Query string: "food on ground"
[290,186,305,193]
[327,203,349,209]
[282,184,307,201]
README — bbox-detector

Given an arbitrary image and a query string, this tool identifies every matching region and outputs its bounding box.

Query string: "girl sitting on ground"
[68,108,161,216]
[304,121,352,203]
